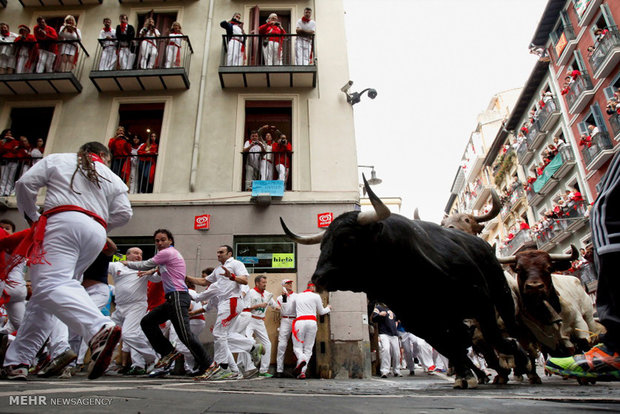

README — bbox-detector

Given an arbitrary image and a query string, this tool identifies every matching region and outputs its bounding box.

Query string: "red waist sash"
[292,315,317,343]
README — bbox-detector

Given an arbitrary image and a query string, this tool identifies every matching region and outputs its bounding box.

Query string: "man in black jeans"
[546,152,620,381]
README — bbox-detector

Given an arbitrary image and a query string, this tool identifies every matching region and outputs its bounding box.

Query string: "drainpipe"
[189,0,215,192]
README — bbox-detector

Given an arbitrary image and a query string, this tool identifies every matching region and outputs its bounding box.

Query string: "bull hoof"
[453,375,478,389]
[498,354,515,370]
[528,374,542,385]
[492,374,509,385]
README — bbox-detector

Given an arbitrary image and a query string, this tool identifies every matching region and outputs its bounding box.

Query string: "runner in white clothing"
[290,282,330,379]
[109,247,158,374]
[275,279,296,377]
[2,141,132,381]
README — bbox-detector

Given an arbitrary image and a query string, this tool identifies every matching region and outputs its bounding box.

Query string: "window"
[9,106,54,146]
[248,6,294,65]
[110,103,165,194]
[137,11,178,35]
[242,100,292,191]
[41,15,81,34]
[234,235,296,273]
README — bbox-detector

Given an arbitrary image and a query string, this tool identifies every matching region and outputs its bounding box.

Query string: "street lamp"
[358,165,382,195]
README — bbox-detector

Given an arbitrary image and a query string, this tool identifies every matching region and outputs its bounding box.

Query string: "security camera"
[367,89,378,99]
[340,80,353,93]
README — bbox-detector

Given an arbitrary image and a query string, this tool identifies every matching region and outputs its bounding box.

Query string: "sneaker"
[243,368,259,379]
[38,349,77,378]
[30,353,51,375]
[427,365,436,373]
[3,364,29,380]
[148,366,171,378]
[155,350,181,369]
[380,374,388,378]
[87,324,122,380]
[545,343,620,380]
[125,366,146,376]
[58,366,73,379]
[194,362,220,381]
[209,367,235,381]
[250,344,265,367]
[393,371,403,377]
[293,360,306,377]
[259,372,273,378]
[297,372,306,379]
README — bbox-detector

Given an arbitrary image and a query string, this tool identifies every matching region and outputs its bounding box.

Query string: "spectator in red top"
[108,126,132,181]
[0,129,20,196]
[259,13,286,66]
[595,28,609,43]
[579,133,592,148]
[34,16,58,74]
[14,25,38,74]
[519,220,530,230]
[567,68,581,79]
[137,132,158,193]
[536,162,545,176]
[272,133,292,185]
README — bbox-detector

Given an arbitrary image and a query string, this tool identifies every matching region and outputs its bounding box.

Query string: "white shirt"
[296,19,316,42]
[99,28,117,48]
[277,292,297,317]
[0,31,17,55]
[245,288,277,318]
[205,257,249,301]
[109,261,159,306]
[15,153,132,230]
[291,290,330,318]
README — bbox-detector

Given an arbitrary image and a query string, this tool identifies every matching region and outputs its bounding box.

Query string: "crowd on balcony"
[605,86,620,115]
[0,129,45,196]
[0,16,82,74]
[521,136,566,191]
[531,188,587,237]
[243,125,292,191]
[578,123,600,149]
[560,67,582,96]
[107,126,158,194]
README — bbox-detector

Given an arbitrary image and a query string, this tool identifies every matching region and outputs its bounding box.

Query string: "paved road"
[1,371,618,413]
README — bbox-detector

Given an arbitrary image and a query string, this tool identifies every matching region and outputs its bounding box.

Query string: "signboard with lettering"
[317,212,334,228]
[272,253,295,268]
[251,180,285,197]
[194,214,211,230]
[234,237,296,272]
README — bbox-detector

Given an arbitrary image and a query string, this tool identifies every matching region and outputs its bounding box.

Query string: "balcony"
[500,229,535,257]
[581,131,615,171]
[0,156,39,197]
[89,36,193,92]
[610,113,620,141]
[0,39,88,95]
[109,154,158,194]
[241,150,292,192]
[526,185,544,206]
[19,0,100,5]
[589,28,620,79]
[537,98,561,132]
[219,34,316,89]
[565,74,595,114]
[516,139,533,164]
[553,145,576,179]
[526,120,546,151]
[573,262,598,294]
[553,23,578,67]
[564,200,588,231]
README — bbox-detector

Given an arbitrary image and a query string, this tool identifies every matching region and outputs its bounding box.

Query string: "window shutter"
[604,86,616,100]
[600,4,616,28]
[591,102,608,132]
[577,121,589,135]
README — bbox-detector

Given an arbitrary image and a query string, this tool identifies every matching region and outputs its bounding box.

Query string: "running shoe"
[545,343,620,380]
[38,349,77,378]
[87,324,122,380]
[209,367,235,380]
[259,372,273,378]
[148,366,171,378]
[125,366,146,376]
[293,360,306,377]
[155,350,181,369]
[194,362,220,381]
[297,372,306,379]
[58,366,73,379]
[2,364,29,380]
[243,368,259,379]
[250,344,265,367]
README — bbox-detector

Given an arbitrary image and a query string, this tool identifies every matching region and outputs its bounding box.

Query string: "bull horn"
[549,244,579,261]
[473,189,502,223]
[413,208,420,220]
[358,174,391,225]
[279,217,324,245]
[497,255,517,264]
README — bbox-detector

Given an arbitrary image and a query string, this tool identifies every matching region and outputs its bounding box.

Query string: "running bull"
[280,177,530,388]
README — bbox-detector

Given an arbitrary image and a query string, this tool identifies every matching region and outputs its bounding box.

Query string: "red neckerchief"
[1,30,9,36]
[254,287,265,297]
[120,23,127,32]
[302,17,311,23]
[89,153,105,164]
[103,26,111,32]
[230,20,242,26]
[303,289,313,293]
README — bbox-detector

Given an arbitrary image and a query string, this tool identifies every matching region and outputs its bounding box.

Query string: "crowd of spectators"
[243,125,292,190]
[0,129,44,196]
[107,126,158,194]
[605,87,620,116]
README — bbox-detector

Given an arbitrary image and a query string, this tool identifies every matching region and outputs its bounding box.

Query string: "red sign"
[555,32,567,57]
[317,212,334,228]
[194,214,211,230]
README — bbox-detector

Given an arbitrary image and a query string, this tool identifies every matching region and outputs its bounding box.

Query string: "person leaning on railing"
[164,22,183,69]
[242,130,265,191]
[33,17,57,74]
[116,14,136,70]
[98,17,117,71]
[220,12,245,66]
[57,15,81,72]
[138,18,160,70]
[258,13,285,66]
[137,132,158,193]
[295,7,315,65]
[0,22,17,74]
[14,25,37,74]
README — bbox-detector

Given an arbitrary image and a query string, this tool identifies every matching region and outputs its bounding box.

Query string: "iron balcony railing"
[609,112,620,138]
[241,150,293,191]
[500,229,534,257]
[109,154,158,194]
[526,121,540,147]
[91,36,193,72]
[552,23,576,60]
[516,139,530,163]
[565,73,594,109]
[588,27,620,75]
[537,98,559,128]
[573,262,598,293]
[581,131,613,167]
[220,34,315,66]
[0,38,89,78]
[0,156,42,196]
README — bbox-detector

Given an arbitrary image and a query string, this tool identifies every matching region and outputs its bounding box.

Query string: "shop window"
[234,235,296,274]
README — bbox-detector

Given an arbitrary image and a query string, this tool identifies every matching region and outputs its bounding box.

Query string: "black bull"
[280,179,529,388]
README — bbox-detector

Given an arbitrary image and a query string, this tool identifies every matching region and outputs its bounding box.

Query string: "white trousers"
[0,267,26,334]
[118,47,135,70]
[226,39,243,66]
[246,317,271,373]
[292,319,316,374]
[244,164,260,191]
[378,334,400,375]
[275,164,288,183]
[276,317,293,373]
[36,50,56,73]
[99,46,117,70]
[262,41,281,65]
[16,49,33,74]
[403,332,434,370]
[112,301,156,368]
[232,312,255,371]
[164,45,181,68]
[170,318,205,370]
[295,38,312,65]
[0,161,19,196]
[260,160,274,180]
[4,212,111,367]
[47,319,71,359]
[76,283,110,365]
[139,41,158,69]
[212,298,253,372]
[0,53,16,69]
